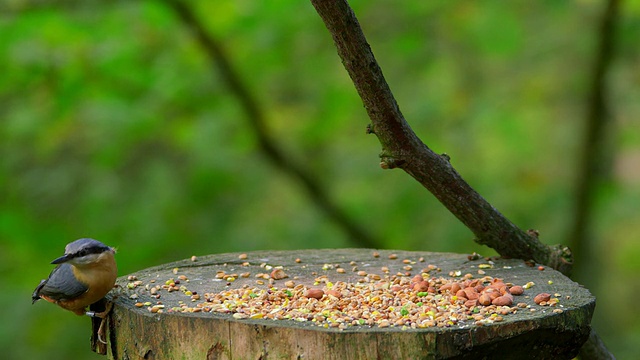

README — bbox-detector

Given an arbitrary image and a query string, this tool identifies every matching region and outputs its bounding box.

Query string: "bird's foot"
[86,301,113,318]
[87,302,113,344]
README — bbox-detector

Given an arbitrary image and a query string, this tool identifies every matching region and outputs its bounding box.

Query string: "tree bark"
[310,0,572,275]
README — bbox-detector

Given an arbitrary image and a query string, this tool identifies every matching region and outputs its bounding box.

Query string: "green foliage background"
[1,1,639,358]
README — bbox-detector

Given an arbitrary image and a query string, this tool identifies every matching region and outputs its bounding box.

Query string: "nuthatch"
[32,238,117,342]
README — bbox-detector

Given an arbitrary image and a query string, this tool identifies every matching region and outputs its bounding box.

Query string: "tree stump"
[99,249,594,359]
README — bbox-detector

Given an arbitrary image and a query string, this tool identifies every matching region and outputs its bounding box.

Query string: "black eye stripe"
[71,246,109,258]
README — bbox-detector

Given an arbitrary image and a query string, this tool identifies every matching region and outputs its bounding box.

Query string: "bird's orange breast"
[55,252,118,315]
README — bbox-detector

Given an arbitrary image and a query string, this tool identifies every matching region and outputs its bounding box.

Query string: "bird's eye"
[73,246,106,258]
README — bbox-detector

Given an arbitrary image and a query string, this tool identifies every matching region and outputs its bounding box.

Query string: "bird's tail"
[32,280,46,304]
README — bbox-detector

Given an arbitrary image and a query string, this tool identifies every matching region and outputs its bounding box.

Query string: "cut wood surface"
[102,249,594,359]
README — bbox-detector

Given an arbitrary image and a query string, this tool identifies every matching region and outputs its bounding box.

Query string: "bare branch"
[310,0,572,274]
[167,0,381,248]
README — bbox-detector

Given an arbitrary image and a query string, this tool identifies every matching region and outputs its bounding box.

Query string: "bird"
[32,238,118,343]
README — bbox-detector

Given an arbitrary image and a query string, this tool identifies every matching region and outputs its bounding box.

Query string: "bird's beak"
[51,254,72,264]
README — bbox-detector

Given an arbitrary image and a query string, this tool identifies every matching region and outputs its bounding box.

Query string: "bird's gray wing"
[33,263,88,302]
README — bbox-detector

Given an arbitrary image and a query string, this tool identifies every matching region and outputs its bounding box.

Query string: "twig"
[166,0,381,248]
[310,0,572,275]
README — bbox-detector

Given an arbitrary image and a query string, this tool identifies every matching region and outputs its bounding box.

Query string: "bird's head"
[51,238,116,267]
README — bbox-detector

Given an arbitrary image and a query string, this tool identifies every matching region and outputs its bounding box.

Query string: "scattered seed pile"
[124,252,565,330]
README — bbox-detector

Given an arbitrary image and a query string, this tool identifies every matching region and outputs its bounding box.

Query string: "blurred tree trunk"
[572,0,620,359]
[569,0,619,283]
